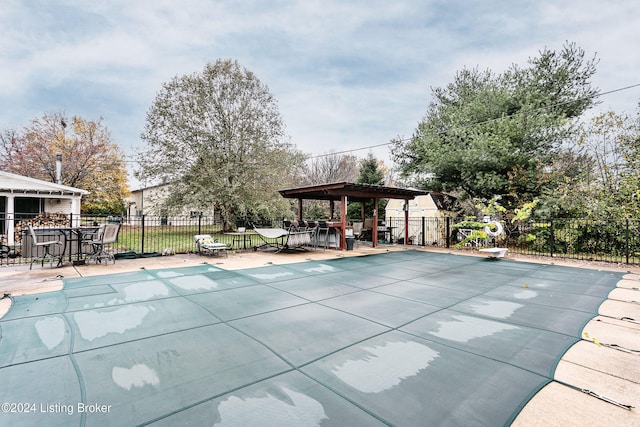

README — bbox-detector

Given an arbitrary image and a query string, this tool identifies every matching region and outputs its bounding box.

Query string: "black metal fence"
[385,216,640,265]
[0,213,240,266]
[2,213,639,266]
[504,218,640,264]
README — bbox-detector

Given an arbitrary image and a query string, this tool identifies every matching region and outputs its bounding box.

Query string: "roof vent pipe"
[56,153,62,185]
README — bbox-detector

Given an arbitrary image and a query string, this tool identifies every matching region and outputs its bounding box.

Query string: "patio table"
[224,231,254,249]
[30,226,99,265]
[61,226,100,264]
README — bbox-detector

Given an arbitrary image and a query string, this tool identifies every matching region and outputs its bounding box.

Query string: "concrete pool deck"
[1,246,639,426]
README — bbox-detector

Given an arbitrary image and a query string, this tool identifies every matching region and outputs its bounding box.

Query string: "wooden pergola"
[279,182,429,249]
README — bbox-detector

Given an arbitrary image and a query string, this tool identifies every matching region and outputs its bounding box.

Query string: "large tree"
[137,59,305,229]
[393,42,598,213]
[0,112,130,213]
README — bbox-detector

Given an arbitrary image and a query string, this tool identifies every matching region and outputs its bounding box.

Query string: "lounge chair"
[194,235,229,257]
[253,227,313,252]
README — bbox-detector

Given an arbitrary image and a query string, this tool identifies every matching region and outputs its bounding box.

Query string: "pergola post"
[372,197,379,247]
[297,198,303,221]
[5,195,15,245]
[404,199,410,245]
[340,195,347,249]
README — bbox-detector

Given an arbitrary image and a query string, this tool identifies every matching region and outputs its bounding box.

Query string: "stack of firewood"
[14,213,71,244]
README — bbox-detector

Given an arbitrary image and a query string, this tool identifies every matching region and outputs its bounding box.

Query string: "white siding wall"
[44,197,74,215]
[385,195,451,244]
[127,184,216,217]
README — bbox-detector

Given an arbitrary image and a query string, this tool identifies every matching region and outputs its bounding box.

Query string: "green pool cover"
[0,251,624,426]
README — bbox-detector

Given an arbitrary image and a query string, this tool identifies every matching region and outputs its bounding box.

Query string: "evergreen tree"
[393,42,598,214]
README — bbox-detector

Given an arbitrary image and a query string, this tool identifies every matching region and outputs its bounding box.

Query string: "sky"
[1,0,639,189]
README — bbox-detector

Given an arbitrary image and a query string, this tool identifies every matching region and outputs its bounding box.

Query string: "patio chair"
[28,225,64,270]
[315,220,330,250]
[194,234,228,257]
[351,221,363,248]
[360,218,374,241]
[85,223,121,264]
[0,235,19,266]
[307,221,319,247]
[352,222,363,239]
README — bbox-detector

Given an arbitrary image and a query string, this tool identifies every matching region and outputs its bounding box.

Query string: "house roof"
[0,170,89,196]
[279,182,428,203]
[387,191,459,212]
[429,191,458,211]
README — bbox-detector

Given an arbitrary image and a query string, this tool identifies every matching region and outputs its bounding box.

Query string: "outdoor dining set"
[14,223,121,269]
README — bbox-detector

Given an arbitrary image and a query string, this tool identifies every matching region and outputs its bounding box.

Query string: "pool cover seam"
[258,280,366,304]
[58,276,272,315]
[64,312,88,427]
[0,319,234,369]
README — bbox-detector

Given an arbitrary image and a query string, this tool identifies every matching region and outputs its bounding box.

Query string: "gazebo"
[279,182,429,249]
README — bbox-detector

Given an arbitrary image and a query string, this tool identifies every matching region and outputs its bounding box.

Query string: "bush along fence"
[1,213,639,266]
